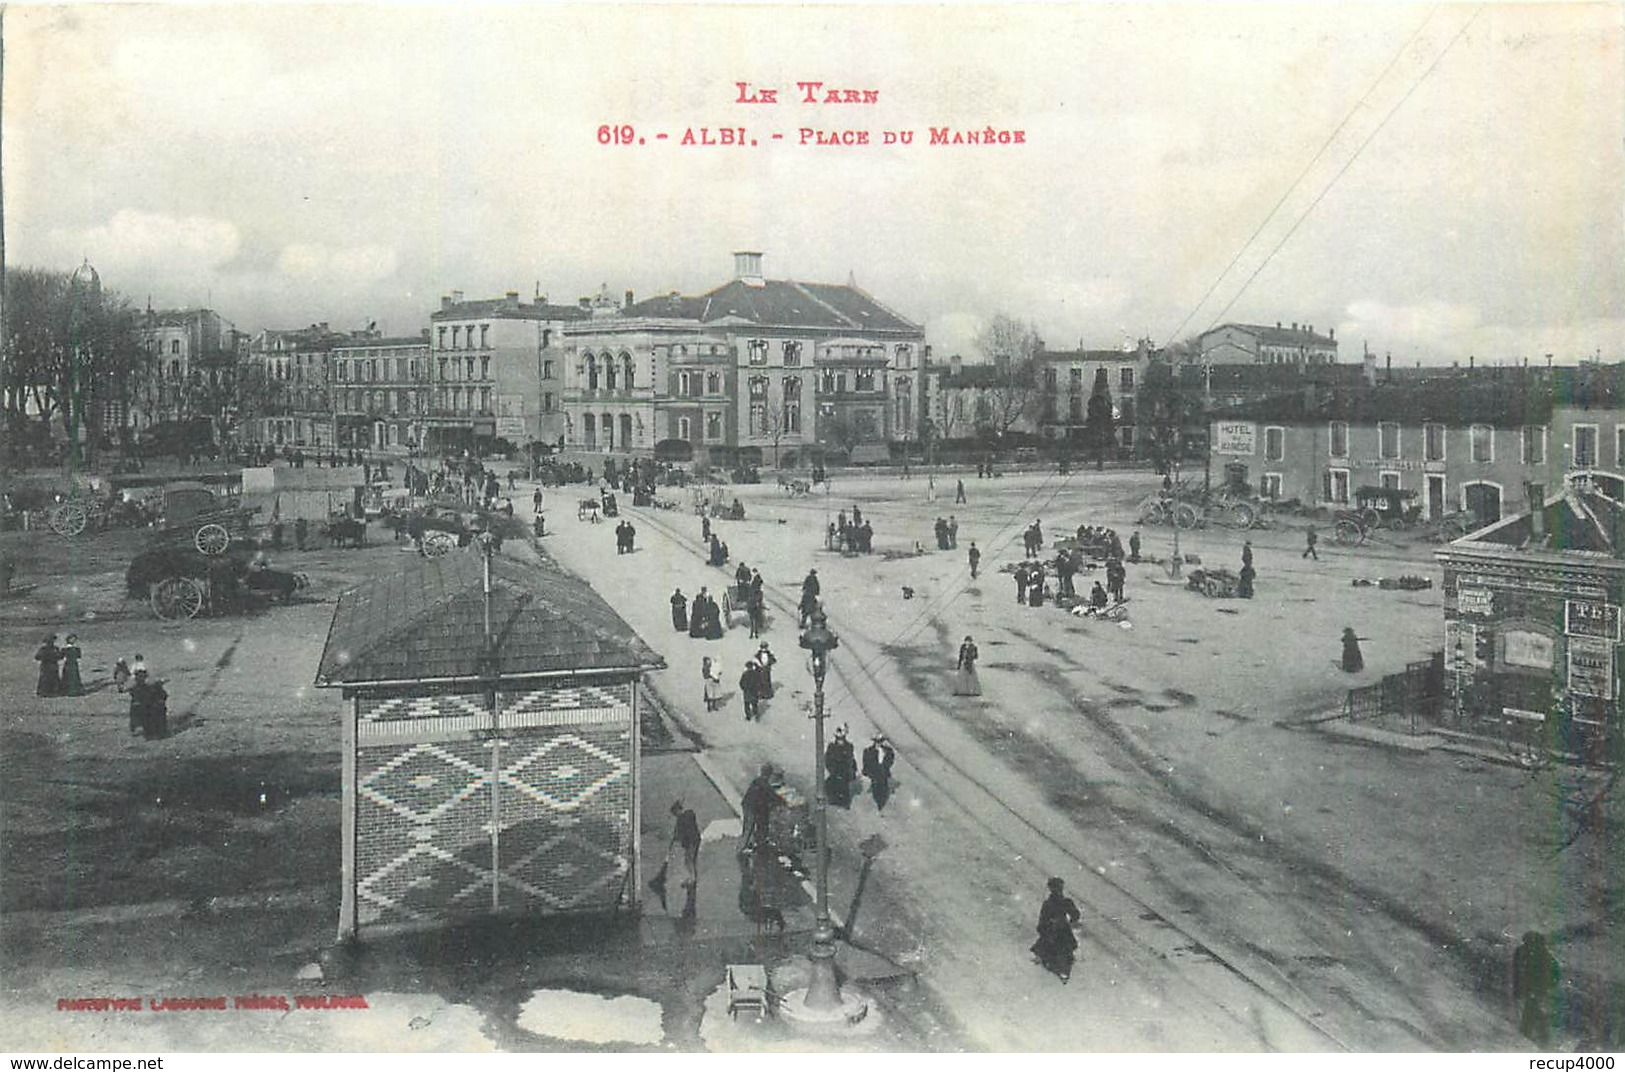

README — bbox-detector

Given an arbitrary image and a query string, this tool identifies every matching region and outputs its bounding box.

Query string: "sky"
[7,2,1623,365]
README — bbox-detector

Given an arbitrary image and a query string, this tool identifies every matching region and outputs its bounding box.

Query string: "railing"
[1344,651,1444,734]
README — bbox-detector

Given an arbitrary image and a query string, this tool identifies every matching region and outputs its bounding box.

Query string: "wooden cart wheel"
[194,523,230,556]
[421,530,457,557]
[151,576,204,620]
[1174,502,1200,529]
[1334,518,1364,546]
[50,502,89,537]
[1225,502,1256,530]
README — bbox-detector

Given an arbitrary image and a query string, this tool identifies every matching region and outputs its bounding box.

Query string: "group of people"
[932,515,960,551]
[707,532,731,567]
[1022,518,1046,557]
[33,634,84,697]
[35,639,170,739]
[828,505,874,554]
[614,519,638,554]
[822,727,897,811]
[733,563,768,637]
[675,587,725,641]
[737,643,777,721]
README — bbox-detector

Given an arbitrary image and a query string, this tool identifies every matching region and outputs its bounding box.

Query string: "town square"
[2,1,1622,1057]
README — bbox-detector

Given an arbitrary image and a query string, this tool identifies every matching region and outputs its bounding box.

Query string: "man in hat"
[968,541,981,579]
[667,800,701,890]
[740,764,777,850]
[862,734,897,811]
[740,661,761,721]
[799,571,821,627]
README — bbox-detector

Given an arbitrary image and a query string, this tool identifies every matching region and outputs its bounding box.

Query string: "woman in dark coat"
[671,589,688,632]
[35,635,62,697]
[1341,627,1365,672]
[704,596,724,640]
[1031,877,1081,982]
[60,635,84,696]
[862,735,896,811]
[689,590,708,638]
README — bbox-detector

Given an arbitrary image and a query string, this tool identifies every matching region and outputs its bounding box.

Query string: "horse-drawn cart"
[150,483,259,556]
[126,547,307,621]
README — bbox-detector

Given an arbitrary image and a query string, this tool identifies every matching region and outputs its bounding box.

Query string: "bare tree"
[974,313,1041,371]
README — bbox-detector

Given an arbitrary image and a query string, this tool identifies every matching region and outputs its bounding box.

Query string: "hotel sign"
[1565,599,1620,641]
[1213,422,1255,456]
[1456,587,1494,616]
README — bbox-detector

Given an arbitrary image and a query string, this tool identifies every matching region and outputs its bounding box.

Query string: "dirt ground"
[3,466,1622,1051]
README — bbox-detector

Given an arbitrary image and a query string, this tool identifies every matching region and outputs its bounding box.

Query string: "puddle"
[517,988,664,1046]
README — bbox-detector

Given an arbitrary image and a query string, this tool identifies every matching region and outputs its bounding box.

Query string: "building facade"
[560,253,925,466]
[129,307,241,431]
[427,291,586,455]
[1199,321,1339,366]
[1208,374,1625,526]
[251,324,347,450]
[331,333,431,452]
[1034,342,1150,454]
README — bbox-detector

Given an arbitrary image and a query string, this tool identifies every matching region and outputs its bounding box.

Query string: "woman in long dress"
[34,635,62,697]
[60,635,84,696]
[670,589,688,632]
[953,635,982,696]
[1341,627,1365,672]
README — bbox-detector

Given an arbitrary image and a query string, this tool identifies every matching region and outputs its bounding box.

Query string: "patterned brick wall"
[351,681,634,929]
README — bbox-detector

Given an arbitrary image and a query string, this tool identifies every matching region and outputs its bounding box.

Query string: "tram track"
[623,496,1365,1050]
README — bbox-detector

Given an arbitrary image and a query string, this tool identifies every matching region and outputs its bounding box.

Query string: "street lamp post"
[798,605,841,1009]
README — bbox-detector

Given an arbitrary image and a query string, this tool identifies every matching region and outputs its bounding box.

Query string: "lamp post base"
[776,986,880,1037]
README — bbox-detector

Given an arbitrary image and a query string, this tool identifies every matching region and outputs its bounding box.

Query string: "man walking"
[968,541,981,579]
[1303,524,1319,561]
[955,478,967,505]
[740,661,761,721]
[667,801,702,890]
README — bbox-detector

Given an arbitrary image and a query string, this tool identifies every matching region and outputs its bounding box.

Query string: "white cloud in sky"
[49,210,241,274]
[278,244,399,285]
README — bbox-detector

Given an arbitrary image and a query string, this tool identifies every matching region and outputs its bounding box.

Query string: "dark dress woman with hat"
[34,635,62,697]
[1031,877,1081,982]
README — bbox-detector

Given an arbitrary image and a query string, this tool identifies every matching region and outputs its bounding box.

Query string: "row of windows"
[335,357,426,383]
[1315,421,1548,465]
[1042,367,1136,392]
[436,324,492,351]
[652,339,914,368]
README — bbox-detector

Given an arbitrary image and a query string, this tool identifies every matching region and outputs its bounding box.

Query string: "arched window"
[678,371,691,395]
[622,353,634,390]
[605,359,617,391]
[583,412,596,448]
[602,413,615,450]
[586,355,599,391]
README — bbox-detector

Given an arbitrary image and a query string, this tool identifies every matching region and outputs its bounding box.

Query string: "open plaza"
[3,458,1619,1051]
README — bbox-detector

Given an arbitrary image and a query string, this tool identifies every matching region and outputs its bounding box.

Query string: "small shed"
[315,548,665,939]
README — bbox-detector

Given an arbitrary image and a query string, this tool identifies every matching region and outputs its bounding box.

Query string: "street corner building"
[314,551,665,939]
[1437,479,1625,764]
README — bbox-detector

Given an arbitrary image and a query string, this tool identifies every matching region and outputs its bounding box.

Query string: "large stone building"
[559,253,925,467]
[331,332,432,452]
[426,291,587,455]
[129,307,242,430]
[1034,342,1151,455]
[1199,321,1339,366]
[251,323,348,450]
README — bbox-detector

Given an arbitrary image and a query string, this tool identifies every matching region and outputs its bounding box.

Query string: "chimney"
[579,297,591,310]
[1308,324,1314,336]
[733,250,766,287]
[1276,321,1282,330]
[1292,322,1298,332]
[1385,353,1392,382]
[451,290,464,304]
[625,290,635,310]
[1362,350,1377,386]
[505,290,520,308]
[1469,354,1475,370]
[441,295,453,312]
[1329,327,1335,341]
[950,353,963,376]
[420,327,430,340]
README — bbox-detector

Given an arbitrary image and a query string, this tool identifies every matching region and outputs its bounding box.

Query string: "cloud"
[278,243,398,285]
[1340,299,1483,348]
[926,312,985,360]
[50,209,240,273]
